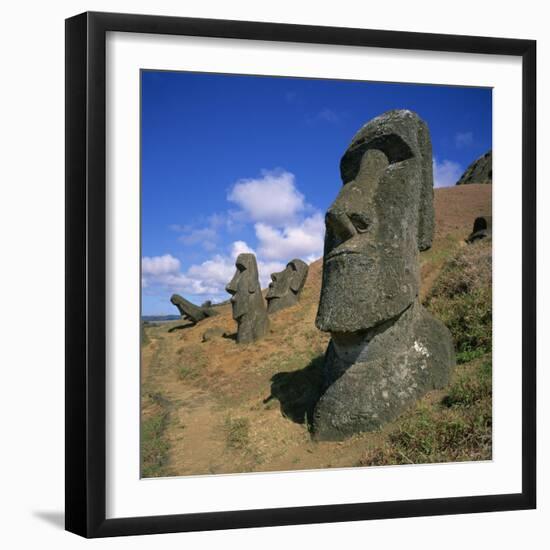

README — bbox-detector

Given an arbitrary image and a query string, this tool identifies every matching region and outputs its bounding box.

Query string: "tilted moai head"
[266,259,309,314]
[466,215,492,243]
[316,109,434,334]
[170,294,208,324]
[312,110,454,441]
[226,253,269,344]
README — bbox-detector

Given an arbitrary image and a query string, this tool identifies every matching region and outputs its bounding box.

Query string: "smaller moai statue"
[466,215,492,243]
[226,253,270,344]
[266,259,309,314]
[170,294,219,324]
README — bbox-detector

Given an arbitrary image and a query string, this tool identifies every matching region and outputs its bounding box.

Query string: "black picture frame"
[65,11,536,538]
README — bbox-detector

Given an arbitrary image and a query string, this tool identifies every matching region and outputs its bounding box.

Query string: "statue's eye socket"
[237,264,246,272]
[349,214,370,233]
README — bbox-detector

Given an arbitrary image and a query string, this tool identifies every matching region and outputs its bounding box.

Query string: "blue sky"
[141,71,492,315]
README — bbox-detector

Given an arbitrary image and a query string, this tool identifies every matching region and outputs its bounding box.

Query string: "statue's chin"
[231,306,246,321]
[317,293,413,333]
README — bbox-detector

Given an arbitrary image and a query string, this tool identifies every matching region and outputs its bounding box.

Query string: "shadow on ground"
[267,354,325,426]
[167,322,195,333]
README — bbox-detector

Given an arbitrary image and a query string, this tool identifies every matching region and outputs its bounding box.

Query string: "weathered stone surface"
[456,150,492,185]
[466,215,492,243]
[202,326,228,342]
[266,259,309,314]
[170,294,219,324]
[316,110,435,334]
[313,302,454,440]
[313,109,455,440]
[226,253,270,344]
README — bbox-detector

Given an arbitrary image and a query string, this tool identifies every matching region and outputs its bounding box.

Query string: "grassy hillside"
[141,184,492,477]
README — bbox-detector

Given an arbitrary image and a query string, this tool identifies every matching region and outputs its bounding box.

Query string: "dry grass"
[141,392,171,477]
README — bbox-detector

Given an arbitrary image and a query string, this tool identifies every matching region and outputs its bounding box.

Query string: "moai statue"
[466,215,492,243]
[266,259,309,314]
[226,253,270,344]
[313,110,455,441]
[170,294,218,324]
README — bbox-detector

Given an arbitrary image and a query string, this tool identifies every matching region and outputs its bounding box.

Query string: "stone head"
[316,110,434,334]
[170,293,206,323]
[225,253,263,321]
[266,259,309,313]
[467,215,492,243]
[472,215,492,234]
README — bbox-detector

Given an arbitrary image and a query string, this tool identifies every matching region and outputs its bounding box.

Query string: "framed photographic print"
[65,11,536,538]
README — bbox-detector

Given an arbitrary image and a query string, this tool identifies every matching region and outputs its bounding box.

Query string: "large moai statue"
[313,109,455,441]
[266,259,309,314]
[226,253,270,344]
[170,294,218,324]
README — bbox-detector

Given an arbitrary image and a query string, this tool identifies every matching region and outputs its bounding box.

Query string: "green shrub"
[425,240,492,357]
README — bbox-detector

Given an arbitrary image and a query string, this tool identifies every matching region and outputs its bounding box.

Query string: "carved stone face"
[170,293,206,323]
[316,110,434,334]
[226,253,269,343]
[266,259,308,313]
[225,253,262,321]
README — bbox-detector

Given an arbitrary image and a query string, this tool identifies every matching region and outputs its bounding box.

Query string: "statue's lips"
[266,286,281,299]
[325,249,360,262]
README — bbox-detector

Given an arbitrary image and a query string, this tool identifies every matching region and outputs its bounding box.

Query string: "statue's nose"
[226,280,237,295]
[326,210,356,243]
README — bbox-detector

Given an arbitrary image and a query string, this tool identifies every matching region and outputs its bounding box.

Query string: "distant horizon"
[141,71,492,315]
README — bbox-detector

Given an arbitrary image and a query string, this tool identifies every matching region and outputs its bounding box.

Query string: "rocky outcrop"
[456,150,492,185]
[313,109,455,441]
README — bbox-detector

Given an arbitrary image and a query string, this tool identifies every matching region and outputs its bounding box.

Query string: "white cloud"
[227,169,306,225]
[179,227,218,250]
[433,158,463,188]
[455,131,474,148]
[231,240,255,257]
[142,242,295,303]
[142,252,233,300]
[145,170,325,307]
[255,212,325,262]
[142,254,180,276]
[185,254,236,293]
